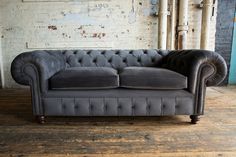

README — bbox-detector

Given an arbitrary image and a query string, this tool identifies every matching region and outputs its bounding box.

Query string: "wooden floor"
[0,87,236,157]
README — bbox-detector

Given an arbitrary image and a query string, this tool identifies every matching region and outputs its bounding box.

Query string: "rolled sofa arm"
[162,50,227,94]
[11,50,65,91]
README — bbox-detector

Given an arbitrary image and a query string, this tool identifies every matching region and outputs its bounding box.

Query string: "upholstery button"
[93,59,97,63]
[108,59,112,63]
[115,51,119,55]
[144,50,147,54]
[137,58,141,62]
[163,105,165,109]
[123,58,127,62]
[78,59,82,63]
[101,51,105,55]
[175,105,179,108]
[87,51,91,54]
[62,105,66,109]
[129,51,133,54]
[152,58,155,62]
[118,105,122,109]
[75,105,78,109]
[73,51,77,54]
[90,105,93,110]
[132,106,135,109]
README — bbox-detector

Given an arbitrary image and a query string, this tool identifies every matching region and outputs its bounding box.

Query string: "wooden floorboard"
[0,87,236,156]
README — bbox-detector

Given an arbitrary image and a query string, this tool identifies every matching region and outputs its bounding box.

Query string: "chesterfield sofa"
[11,49,227,124]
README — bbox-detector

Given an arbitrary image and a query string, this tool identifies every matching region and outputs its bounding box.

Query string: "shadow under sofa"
[11,49,227,124]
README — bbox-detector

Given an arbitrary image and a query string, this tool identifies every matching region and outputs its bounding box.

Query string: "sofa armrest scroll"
[162,50,227,93]
[11,50,65,90]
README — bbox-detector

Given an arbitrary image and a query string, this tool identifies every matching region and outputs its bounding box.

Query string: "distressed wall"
[0,0,217,88]
[188,0,217,50]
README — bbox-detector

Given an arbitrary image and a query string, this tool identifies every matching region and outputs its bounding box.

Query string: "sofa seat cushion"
[119,67,187,89]
[50,67,119,89]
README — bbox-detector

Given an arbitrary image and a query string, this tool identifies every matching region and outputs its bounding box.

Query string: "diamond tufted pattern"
[61,49,168,70]
[43,96,194,116]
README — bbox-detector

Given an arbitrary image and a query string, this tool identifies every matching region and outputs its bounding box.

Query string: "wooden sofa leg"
[36,116,45,124]
[190,115,199,124]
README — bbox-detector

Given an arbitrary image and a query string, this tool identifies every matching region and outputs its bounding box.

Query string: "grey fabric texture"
[161,50,227,93]
[44,88,192,97]
[11,50,65,93]
[50,67,119,89]
[62,49,168,70]
[10,49,227,118]
[43,89,194,116]
[120,67,187,89]
[162,49,228,115]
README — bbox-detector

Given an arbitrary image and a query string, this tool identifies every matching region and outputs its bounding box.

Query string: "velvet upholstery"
[11,49,227,120]
[43,89,194,116]
[161,50,227,114]
[120,67,187,89]
[50,67,119,89]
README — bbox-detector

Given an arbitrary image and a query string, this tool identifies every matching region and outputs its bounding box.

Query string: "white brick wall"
[0,0,217,88]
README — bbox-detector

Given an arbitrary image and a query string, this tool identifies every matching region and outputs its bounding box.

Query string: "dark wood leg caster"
[190,115,199,124]
[36,116,45,124]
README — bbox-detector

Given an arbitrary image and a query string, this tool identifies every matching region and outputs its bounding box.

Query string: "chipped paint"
[5,28,13,31]
[48,25,57,30]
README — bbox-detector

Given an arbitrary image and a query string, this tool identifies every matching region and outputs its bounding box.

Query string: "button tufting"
[118,105,122,109]
[87,51,91,55]
[75,105,78,109]
[59,50,167,70]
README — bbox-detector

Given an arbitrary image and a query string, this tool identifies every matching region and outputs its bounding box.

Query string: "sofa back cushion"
[61,49,168,70]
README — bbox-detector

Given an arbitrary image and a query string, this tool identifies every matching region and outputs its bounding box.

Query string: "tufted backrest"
[60,49,169,70]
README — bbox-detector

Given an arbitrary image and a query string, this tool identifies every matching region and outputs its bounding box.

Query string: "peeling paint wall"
[0,0,217,88]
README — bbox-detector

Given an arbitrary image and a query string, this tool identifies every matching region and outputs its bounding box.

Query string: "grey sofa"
[11,49,227,124]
